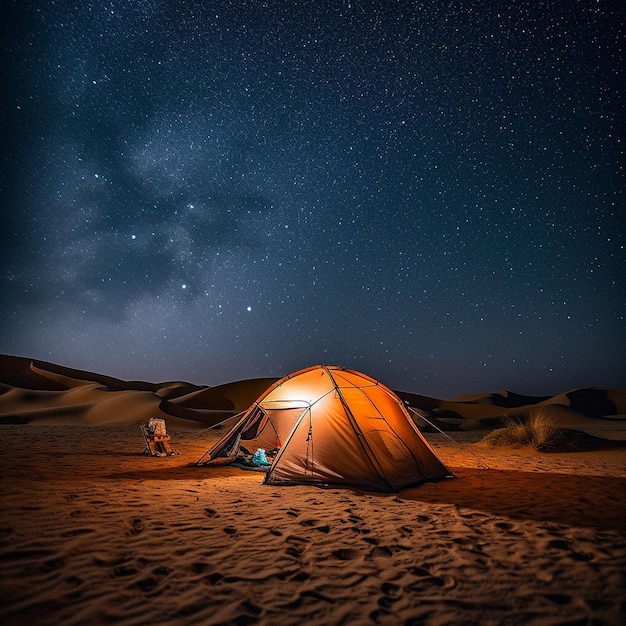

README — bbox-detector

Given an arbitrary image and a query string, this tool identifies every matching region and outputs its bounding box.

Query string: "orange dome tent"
[197,365,452,492]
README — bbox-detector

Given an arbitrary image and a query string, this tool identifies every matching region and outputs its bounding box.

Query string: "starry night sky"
[1,1,624,397]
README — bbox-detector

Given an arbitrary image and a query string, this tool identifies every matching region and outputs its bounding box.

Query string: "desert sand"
[1,356,625,625]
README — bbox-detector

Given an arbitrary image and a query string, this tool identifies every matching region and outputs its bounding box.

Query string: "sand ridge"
[2,356,625,431]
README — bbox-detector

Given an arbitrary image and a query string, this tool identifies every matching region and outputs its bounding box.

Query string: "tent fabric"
[198,365,452,491]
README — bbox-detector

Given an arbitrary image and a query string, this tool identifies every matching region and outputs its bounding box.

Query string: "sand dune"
[2,355,624,430]
[422,387,626,431]
[1,355,625,624]
[169,377,277,414]
[0,356,266,428]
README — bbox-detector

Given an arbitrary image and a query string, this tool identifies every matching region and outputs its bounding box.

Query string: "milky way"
[1,1,624,396]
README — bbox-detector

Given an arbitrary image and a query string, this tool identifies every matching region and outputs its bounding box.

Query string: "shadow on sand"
[105,461,626,533]
[402,467,626,533]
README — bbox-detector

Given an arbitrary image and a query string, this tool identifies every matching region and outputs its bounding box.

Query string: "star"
[0,1,622,395]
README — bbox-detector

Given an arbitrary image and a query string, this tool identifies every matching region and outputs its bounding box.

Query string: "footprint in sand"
[495,521,524,536]
[285,535,308,558]
[331,548,358,561]
[547,538,595,562]
[113,563,138,577]
[547,538,570,550]
[285,546,303,558]
[378,581,402,609]
[362,537,404,556]
[299,519,330,533]
[369,544,393,558]
[280,589,335,610]
[191,561,211,574]
[406,566,456,591]
[131,566,170,595]
[237,599,262,619]
[304,498,325,505]
[205,572,224,585]
[126,518,145,536]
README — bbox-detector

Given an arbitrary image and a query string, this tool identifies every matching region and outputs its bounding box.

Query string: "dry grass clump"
[479,411,562,451]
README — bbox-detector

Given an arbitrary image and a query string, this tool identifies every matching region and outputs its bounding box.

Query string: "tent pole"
[208,409,247,430]
[262,405,312,484]
[195,407,258,465]
[323,365,393,490]
[178,410,248,442]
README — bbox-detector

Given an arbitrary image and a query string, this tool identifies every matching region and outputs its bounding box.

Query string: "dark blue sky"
[1,1,624,397]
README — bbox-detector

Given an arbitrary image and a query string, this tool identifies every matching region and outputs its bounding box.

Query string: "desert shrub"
[479,411,561,450]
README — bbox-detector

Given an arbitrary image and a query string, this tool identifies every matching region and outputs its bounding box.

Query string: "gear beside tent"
[141,418,179,457]
[197,365,452,492]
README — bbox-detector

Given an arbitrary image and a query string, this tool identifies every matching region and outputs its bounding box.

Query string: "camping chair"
[141,418,180,457]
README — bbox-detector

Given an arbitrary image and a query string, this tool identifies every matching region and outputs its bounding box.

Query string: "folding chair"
[141,418,180,456]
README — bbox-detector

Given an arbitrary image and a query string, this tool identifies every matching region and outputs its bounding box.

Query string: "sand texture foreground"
[1,423,626,626]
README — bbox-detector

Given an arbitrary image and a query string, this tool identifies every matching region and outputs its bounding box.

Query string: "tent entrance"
[198,401,311,468]
[240,404,308,453]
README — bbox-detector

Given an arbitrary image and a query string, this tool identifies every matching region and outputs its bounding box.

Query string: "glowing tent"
[197,365,452,491]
